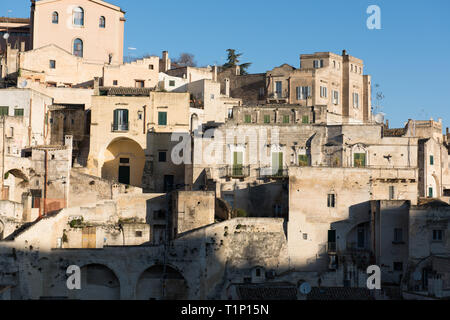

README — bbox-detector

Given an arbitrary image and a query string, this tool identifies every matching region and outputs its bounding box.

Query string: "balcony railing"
[220,165,250,179]
[258,167,289,179]
[111,122,129,132]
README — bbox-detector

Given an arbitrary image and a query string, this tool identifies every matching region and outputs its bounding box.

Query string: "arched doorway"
[136,264,188,300]
[74,264,120,300]
[101,138,145,187]
[2,169,29,202]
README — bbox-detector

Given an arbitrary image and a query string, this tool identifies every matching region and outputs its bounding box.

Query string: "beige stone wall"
[173,191,215,235]
[288,166,418,269]
[32,0,125,64]
[103,57,159,88]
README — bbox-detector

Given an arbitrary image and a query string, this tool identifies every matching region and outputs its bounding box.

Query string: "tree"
[173,53,197,67]
[222,49,252,75]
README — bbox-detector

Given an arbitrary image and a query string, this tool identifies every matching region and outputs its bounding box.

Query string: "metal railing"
[220,165,250,178]
[111,122,129,132]
[258,167,289,179]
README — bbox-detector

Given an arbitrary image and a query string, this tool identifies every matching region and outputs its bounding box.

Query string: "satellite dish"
[3,33,10,40]
[299,282,311,295]
[19,80,28,88]
[374,113,385,124]
[413,271,422,281]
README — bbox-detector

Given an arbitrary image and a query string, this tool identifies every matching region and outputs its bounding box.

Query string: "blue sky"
[4,0,450,128]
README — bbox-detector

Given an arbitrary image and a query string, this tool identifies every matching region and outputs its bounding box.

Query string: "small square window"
[113,80,118,86]
[169,80,175,87]
[158,151,167,162]
[120,158,130,164]
[49,60,56,69]
[149,65,154,70]
[135,80,145,88]
[135,231,143,237]
[303,233,308,240]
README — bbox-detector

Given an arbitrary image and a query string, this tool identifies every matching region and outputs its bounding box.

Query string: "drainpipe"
[28,98,32,146]
[43,149,48,217]
[1,116,5,198]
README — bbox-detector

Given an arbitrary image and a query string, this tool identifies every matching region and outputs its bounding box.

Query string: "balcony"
[258,167,289,179]
[220,165,250,179]
[111,122,129,132]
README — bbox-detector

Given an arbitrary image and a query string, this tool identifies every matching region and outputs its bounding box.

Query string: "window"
[313,60,324,68]
[0,106,9,116]
[113,80,118,86]
[327,194,336,208]
[49,60,56,69]
[52,11,59,24]
[149,64,154,70]
[232,151,243,176]
[298,154,308,166]
[169,80,175,87]
[135,231,142,237]
[353,92,360,108]
[255,268,261,277]
[393,262,403,271]
[283,115,290,124]
[430,155,434,165]
[210,94,215,100]
[389,186,395,200]
[73,7,84,26]
[333,90,340,105]
[14,109,24,117]
[433,230,443,242]
[296,86,311,100]
[244,115,251,123]
[275,81,282,96]
[394,228,403,243]
[320,86,328,98]
[429,187,433,198]
[135,80,145,88]
[99,16,106,28]
[158,151,167,162]
[354,153,366,167]
[302,115,309,124]
[227,109,233,119]
[264,115,270,124]
[303,233,308,240]
[73,38,83,57]
[272,152,283,175]
[158,112,167,126]
[113,109,129,131]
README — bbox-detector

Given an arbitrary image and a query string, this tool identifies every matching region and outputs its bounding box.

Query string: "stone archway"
[73,264,121,300]
[101,137,145,187]
[136,264,188,300]
[3,169,29,203]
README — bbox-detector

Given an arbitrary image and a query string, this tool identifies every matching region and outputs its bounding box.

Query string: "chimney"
[212,65,218,82]
[446,127,449,135]
[161,51,171,72]
[94,77,100,95]
[385,119,389,128]
[225,78,230,97]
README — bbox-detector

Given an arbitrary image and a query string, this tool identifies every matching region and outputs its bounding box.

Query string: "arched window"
[73,7,84,26]
[99,16,106,28]
[73,38,83,57]
[52,11,59,24]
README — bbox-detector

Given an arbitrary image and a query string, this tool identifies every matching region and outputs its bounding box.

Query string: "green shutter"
[430,155,434,165]
[429,187,433,198]
[272,152,283,175]
[113,109,119,125]
[244,115,251,123]
[354,153,366,167]
[233,152,243,176]
[0,106,9,116]
[158,112,167,126]
[298,154,308,166]
[302,115,309,124]
[283,115,289,123]
[264,115,270,123]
